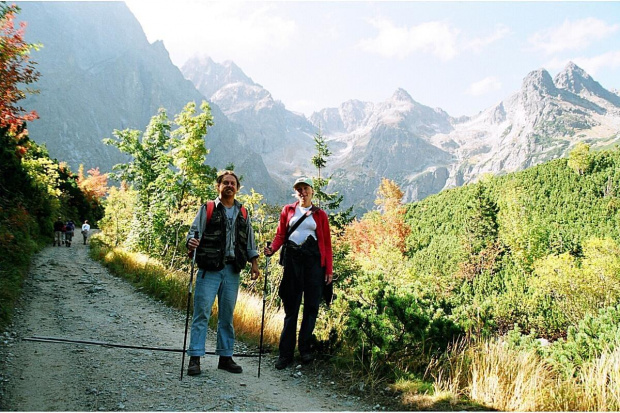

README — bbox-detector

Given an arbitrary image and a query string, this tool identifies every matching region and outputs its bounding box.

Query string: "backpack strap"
[205,201,215,224]
[285,208,314,240]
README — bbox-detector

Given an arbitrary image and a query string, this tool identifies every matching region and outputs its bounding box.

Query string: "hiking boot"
[187,356,201,376]
[275,357,293,370]
[218,356,242,373]
[300,353,314,364]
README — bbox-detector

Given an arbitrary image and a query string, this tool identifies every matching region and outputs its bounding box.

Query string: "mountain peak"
[522,68,557,97]
[554,61,593,94]
[554,61,620,107]
[181,55,256,99]
[391,88,415,103]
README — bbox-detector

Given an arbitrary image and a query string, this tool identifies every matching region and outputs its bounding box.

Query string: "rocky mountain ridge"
[17,2,288,204]
[17,2,620,215]
[190,52,619,212]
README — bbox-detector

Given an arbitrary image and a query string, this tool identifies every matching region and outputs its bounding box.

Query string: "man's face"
[218,175,239,197]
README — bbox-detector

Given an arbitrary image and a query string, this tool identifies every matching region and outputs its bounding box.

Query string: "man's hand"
[250,259,260,280]
[325,273,333,285]
[187,238,199,251]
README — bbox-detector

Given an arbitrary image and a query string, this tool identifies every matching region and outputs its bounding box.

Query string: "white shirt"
[82,223,90,232]
[288,205,317,245]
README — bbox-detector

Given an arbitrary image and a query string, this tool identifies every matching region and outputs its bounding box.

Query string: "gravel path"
[0,239,383,411]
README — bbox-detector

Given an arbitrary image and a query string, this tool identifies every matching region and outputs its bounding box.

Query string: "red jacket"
[270,202,333,275]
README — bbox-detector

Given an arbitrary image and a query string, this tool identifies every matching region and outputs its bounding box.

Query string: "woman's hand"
[263,245,274,257]
[325,273,333,285]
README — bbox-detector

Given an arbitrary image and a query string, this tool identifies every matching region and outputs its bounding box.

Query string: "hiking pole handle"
[188,231,199,293]
[263,242,271,299]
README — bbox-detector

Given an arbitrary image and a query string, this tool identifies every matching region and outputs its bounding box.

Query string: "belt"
[225,257,235,264]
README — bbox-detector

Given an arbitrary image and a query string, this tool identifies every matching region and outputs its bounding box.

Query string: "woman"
[264,176,333,370]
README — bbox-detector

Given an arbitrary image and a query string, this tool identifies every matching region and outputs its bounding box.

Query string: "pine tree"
[310,128,353,231]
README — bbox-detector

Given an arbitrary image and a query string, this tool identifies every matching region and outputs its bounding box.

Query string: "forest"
[2,4,620,410]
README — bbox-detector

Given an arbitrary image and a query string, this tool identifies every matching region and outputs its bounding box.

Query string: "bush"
[506,304,620,378]
[343,272,462,378]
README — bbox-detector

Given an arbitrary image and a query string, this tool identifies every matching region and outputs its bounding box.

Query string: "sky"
[125,1,620,118]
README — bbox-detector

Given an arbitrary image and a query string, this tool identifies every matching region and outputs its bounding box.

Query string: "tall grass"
[574,345,620,411]
[88,236,284,349]
[232,289,283,348]
[430,337,620,411]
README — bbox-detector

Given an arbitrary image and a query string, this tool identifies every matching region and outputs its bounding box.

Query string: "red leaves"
[78,166,109,200]
[0,4,40,135]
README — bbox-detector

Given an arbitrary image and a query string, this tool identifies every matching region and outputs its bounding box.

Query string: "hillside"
[402,144,620,335]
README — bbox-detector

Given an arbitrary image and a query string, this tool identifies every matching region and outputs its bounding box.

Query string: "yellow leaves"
[21,156,61,198]
[375,177,404,214]
[532,237,620,324]
[567,142,592,176]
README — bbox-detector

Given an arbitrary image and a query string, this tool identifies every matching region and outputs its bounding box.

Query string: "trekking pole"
[258,241,271,378]
[180,231,199,381]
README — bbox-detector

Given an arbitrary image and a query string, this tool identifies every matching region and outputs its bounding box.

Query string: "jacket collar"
[214,197,241,209]
[291,200,319,213]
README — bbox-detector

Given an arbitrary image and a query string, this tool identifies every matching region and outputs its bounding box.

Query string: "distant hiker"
[53,217,64,246]
[64,220,75,247]
[185,170,260,376]
[81,220,90,245]
[264,176,333,370]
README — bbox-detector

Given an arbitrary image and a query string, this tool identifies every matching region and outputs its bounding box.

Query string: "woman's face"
[294,184,313,205]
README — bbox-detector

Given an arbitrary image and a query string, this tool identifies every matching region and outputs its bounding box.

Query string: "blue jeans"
[187,264,240,357]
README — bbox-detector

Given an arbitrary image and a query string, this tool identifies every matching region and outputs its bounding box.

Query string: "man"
[65,220,75,247]
[185,170,260,376]
[53,217,64,246]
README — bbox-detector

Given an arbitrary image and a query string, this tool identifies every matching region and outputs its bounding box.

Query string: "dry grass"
[428,338,620,411]
[572,346,620,411]
[231,290,284,348]
[91,239,285,349]
[467,340,555,411]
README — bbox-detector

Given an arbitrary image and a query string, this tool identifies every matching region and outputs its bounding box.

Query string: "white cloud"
[528,18,619,55]
[126,1,297,66]
[575,51,620,74]
[358,18,460,60]
[545,51,620,76]
[466,24,511,53]
[466,77,502,96]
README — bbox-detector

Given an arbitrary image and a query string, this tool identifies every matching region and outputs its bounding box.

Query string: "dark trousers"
[278,238,324,359]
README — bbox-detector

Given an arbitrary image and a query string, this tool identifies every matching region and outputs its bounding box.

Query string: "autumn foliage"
[344,178,411,258]
[0,3,39,135]
[77,165,109,201]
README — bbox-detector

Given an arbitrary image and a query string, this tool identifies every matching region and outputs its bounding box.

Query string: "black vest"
[195,203,250,272]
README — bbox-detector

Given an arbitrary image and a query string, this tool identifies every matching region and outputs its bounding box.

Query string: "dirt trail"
[0,239,385,411]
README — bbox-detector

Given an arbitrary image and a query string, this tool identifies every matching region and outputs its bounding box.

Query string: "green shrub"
[343,272,462,378]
